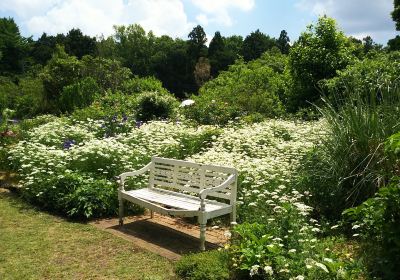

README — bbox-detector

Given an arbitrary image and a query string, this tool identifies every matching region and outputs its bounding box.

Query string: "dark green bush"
[135,91,178,121]
[59,77,100,113]
[175,250,230,280]
[21,172,118,219]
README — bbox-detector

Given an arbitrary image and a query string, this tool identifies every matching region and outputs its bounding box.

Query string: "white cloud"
[296,0,397,43]
[191,0,255,26]
[0,0,193,38]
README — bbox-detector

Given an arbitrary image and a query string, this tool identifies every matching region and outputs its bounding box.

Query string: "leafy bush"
[135,91,178,121]
[21,172,118,218]
[298,88,400,220]
[184,51,286,125]
[286,16,355,111]
[71,91,138,121]
[343,179,400,279]
[122,76,168,95]
[59,77,100,113]
[13,77,45,118]
[322,52,400,101]
[175,250,230,280]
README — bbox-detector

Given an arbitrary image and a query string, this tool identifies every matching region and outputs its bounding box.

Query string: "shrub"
[21,172,118,219]
[175,250,230,280]
[184,51,286,125]
[122,76,168,95]
[135,91,178,121]
[343,179,400,279]
[59,77,100,113]
[322,52,400,101]
[71,91,138,121]
[13,77,45,118]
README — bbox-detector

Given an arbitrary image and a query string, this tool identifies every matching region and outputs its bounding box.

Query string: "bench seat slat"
[123,188,229,212]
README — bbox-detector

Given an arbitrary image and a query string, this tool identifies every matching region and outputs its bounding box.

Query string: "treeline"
[1,16,398,99]
[0,18,291,97]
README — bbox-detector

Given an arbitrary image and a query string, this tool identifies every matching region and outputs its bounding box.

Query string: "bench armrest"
[199,174,236,199]
[117,162,153,190]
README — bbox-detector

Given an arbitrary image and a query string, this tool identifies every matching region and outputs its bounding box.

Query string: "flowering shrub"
[7,118,220,218]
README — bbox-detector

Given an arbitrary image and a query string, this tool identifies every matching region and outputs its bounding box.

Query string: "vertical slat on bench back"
[150,156,236,202]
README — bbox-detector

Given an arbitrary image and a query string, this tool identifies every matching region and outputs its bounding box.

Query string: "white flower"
[295,275,305,280]
[314,262,329,273]
[288,249,296,253]
[249,265,259,277]
[264,265,274,275]
[179,99,195,107]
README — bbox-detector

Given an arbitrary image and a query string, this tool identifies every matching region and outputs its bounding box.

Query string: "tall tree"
[388,35,400,51]
[392,0,400,30]
[241,29,276,61]
[31,33,58,65]
[208,31,225,76]
[113,24,156,76]
[187,25,208,59]
[0,17,30,74]
[64,28,97,59]
[276,30,290,54]
[287,16,354,111]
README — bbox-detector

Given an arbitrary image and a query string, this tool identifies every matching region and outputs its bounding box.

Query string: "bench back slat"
[150,156,236,201]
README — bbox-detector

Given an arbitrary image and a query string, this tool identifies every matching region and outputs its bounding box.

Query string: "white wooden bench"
[117,156,238,250]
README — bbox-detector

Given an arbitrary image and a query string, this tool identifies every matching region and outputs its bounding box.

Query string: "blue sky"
[0,0,397,45]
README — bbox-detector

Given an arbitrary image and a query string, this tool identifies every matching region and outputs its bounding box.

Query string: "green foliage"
[64,28,97,59]
[59,77,100,113]
[185,51,286,124]
[276,30,290,54]
[242,29,276,62]
[21,172,118,219]
[81,55,131,92]
[392,0,400,30]
[71,92,137,120]
[135,91,178,121]
[298,88,400,220]
[40,45,82,112]
[0,17,30,75]
[0,76,18,113]
[287,16,355,111]
[322,52,400,100]
[13,77,45,118]
[343,179,400,279]
[175,250,230,280]
[113,24,155,77]
[229,223,350,279]
[122,76,167,95]
[388,35,400,51]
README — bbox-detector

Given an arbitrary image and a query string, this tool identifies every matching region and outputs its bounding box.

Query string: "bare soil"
[91,212,230,260]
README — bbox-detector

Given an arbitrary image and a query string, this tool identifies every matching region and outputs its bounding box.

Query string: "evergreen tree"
[276,30,290,54]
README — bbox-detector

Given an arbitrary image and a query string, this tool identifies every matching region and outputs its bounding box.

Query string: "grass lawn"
[0,190,175,280]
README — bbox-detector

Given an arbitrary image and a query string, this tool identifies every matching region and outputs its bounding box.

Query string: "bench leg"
[150,210,154,219]
[198,213,207,251]
[230,204,236,224]
[119,196,124,227]
[199,223,207,251]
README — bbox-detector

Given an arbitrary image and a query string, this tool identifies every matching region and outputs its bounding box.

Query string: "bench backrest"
[149,156,237,203]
